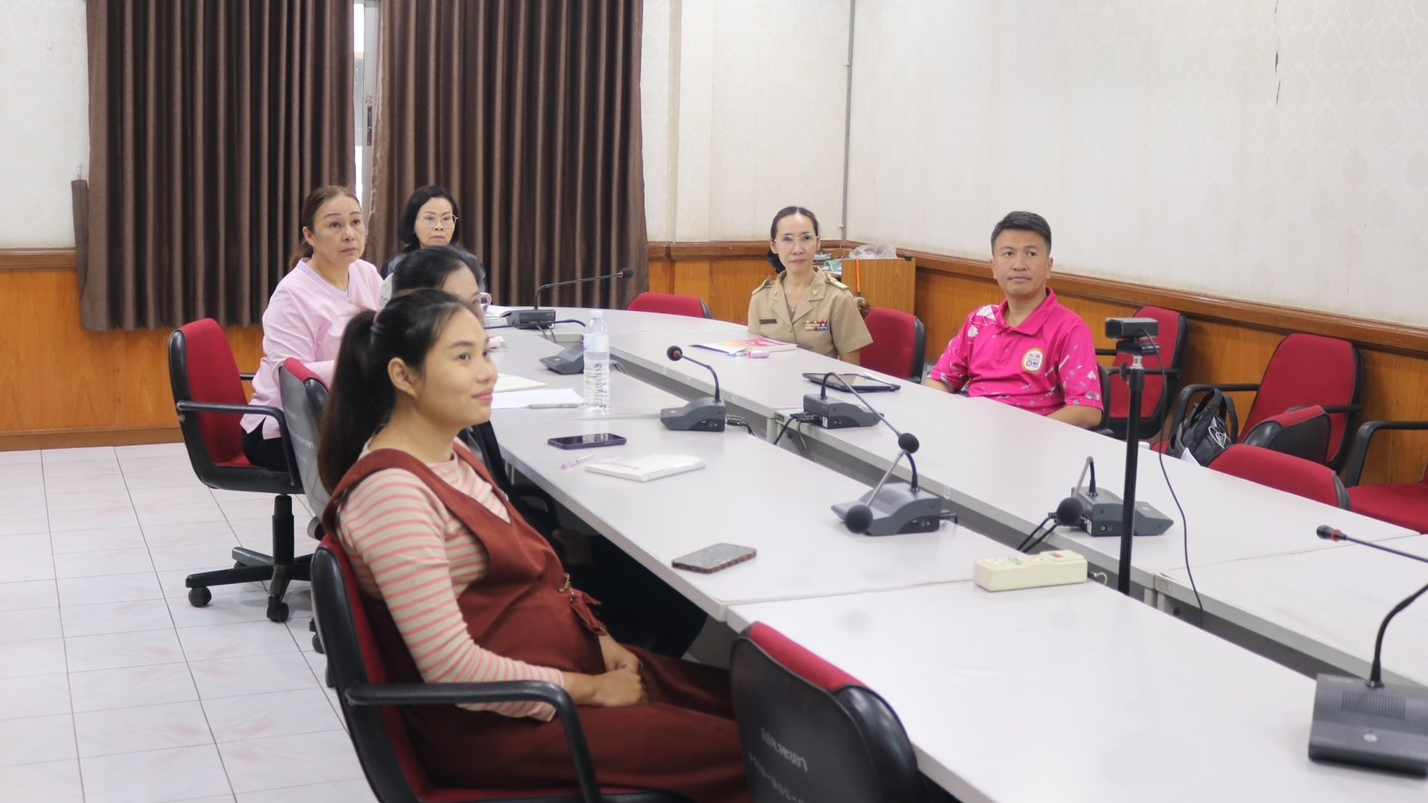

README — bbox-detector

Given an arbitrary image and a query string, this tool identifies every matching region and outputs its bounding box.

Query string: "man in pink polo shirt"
[923,211,1103,429]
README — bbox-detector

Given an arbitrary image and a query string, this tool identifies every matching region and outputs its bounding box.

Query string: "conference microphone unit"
[1068,457,1172,538]
[659,346,727,432]
[1307,525,1428,776]
[828,397,949,536]
[802,371,881,429]
[506,268,632,329]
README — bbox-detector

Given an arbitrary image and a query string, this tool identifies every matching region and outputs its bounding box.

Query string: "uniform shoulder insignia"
[823,273,850,290]
[752,277,776,294]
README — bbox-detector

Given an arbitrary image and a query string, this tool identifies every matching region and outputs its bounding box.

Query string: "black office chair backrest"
[278,358,331,516]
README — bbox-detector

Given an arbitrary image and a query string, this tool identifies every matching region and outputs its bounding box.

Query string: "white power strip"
[974,550,1088,592]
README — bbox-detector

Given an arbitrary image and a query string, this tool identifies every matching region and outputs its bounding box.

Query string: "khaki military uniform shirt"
[747,270,873,359]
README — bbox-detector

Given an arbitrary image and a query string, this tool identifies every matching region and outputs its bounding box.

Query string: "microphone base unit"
[506,308,558,329]
[659,399,727,432]
[831,484,945,536]
[802,394,881,429]
[1073,488,1173,537]
[539,344,585,375]
[1308,673,1428,777]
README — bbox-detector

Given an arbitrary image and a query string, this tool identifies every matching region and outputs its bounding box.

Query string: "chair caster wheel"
[266,600,289,623]
[188,587,212,608]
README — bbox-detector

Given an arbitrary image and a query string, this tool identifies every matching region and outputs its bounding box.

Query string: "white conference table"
[727,583,1428,803]
[1157,536,1428,688]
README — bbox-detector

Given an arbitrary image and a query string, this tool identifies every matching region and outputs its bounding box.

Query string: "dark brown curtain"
[82,0,354,331]
[371,1,647,310]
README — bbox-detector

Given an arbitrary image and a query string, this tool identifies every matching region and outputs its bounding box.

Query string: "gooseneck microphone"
[1307,524,1428,776]
[658,346,727,432]
[506,269,633,328]
[828,392,949,536]
[802,371,881,428]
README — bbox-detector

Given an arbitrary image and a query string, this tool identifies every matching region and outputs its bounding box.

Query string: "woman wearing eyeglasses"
[381,185,466,303]
[747,205,872,363]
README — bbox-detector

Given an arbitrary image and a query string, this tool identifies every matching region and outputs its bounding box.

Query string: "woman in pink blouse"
[316,289,748,801]
[240,185,383,470]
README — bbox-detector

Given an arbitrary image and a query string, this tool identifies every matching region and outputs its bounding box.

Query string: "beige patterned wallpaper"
[0,0,88,248]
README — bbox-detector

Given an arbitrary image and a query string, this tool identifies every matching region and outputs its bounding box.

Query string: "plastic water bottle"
[583,310,610,413]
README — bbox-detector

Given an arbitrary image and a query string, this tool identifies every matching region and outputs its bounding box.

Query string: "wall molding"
[0,426,181,452]
[0,247,76,270]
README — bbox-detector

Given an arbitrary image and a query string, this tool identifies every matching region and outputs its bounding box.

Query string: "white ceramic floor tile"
[0,579,59,611]
[227,517,281,545]
[53,547,157,579]
[217,496,289,521]
[0,531,52,555]
[0,551,55,583]
[42,446,118,464]
[80,743,232,803]
[235,779,377,803]
[0,712,77,766]
[137,501,229,528]
[0,605,63,642]
[219,730,363,794]
[142,520,238,549]
[0,759,84,803]
[122,467,211,491]
[70,662,199,713]
[0,637,67,678]
[115,442,188,461]
[61,598,174,638]
[65,629,184,673]
[47,505,140,534]
[128,485,215,510]
[177,620,302,662]
[0,510,51,536]
[42,461,126,485]
[75,700,213,758]
[189,652,322,699]
[0,449,43,465]
[8,492,49,515]
[150,544,249,573]
[167,590,274,628]
[203,688,341,744]
[56,571,162,606]
[50,525,148,554]
[45,488,135,513]
[0,672,71,720]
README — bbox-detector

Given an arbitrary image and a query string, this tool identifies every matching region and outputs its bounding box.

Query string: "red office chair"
[626,292,712,319]
[1167,333,1362,469]
[1342,420,1428,533]
[1097,306,1188,440]
[169,319,306,623]
[859,307,927,381]
[1208,445,1350,509]
[310,534,687,803]
[730,623,932,803]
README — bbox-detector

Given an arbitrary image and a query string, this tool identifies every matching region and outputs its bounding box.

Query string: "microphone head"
[1055,496,1087,527]
[666,346,684,362]
[1316,525,1340,541]
[843,504,874,534]
[897,432,920,454]
[618,268,633,279]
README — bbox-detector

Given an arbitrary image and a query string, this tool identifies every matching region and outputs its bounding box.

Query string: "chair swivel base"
[185,548,313,623]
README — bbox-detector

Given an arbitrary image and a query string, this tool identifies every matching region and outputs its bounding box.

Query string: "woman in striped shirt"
[316,289,748,801]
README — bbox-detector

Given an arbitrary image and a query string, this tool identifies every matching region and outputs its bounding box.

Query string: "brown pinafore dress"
[324,447,750,803]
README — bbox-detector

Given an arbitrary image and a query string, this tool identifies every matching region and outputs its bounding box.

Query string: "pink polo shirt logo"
[1021,348,1045,373]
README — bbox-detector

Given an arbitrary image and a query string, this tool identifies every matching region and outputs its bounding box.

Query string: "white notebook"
[585,453,707,482]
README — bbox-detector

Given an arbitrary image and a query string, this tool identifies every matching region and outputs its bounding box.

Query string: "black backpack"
[1171,390,1239,465]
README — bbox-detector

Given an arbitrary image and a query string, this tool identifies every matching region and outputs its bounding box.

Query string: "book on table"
[691,337,798,355]
[585,453,707,482]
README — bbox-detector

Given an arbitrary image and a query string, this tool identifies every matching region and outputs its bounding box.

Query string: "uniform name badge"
[1022,348,1045,373]
[805,319,830,332]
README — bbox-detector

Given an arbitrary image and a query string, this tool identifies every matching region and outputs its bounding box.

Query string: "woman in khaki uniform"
[747,206,873,363]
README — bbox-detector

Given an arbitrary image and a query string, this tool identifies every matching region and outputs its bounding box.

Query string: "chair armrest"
[1169,382,1261,438]
[175,401,295,475]
[239,372,256,382]
[1320,403,1363,415]
[345,679,601,803]
[1341,419,1428,487]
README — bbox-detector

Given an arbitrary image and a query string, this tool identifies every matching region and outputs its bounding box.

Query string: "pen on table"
[561,454,599,471]
[529,402,581,409]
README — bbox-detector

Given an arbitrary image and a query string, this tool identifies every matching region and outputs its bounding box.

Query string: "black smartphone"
[547,433,628,450]
[671,543,757,574]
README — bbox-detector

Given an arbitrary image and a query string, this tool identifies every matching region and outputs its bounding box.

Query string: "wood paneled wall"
[0,250,264,450]
[653,242,1428,486]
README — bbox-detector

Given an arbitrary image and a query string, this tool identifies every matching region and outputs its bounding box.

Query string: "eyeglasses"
[776,233,818,247]
[417,214,457,228]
